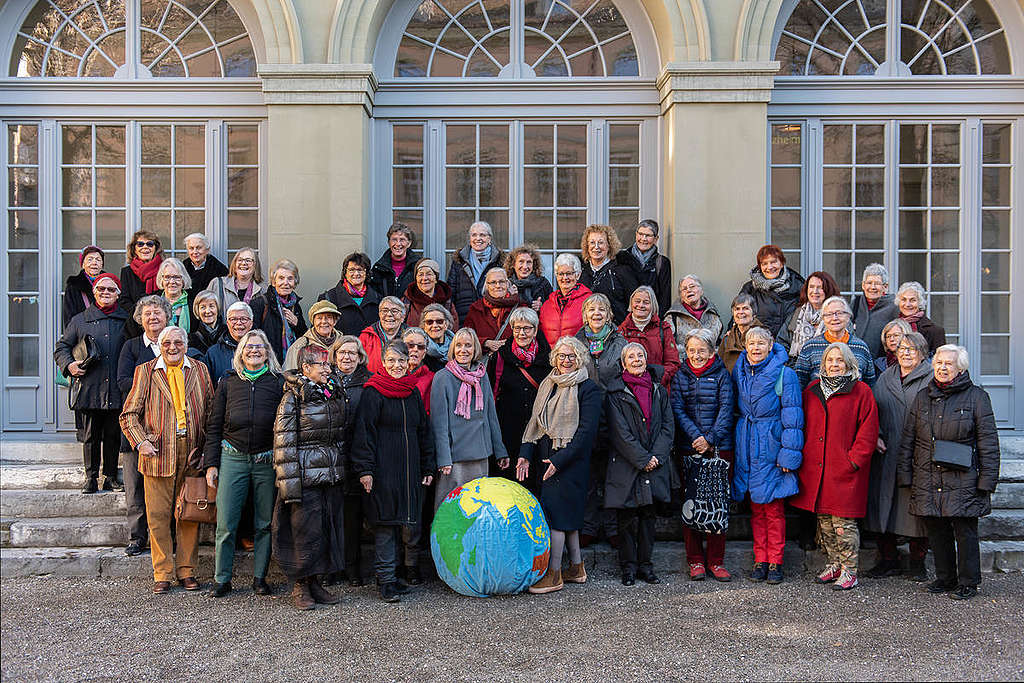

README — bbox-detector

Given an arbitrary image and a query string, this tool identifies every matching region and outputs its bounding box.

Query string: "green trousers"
[214,451,275,584]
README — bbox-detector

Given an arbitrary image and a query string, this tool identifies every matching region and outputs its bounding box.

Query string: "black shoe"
[637,570,660,585]
[748,562,768,582]
[927,579,957,594]
[864,559,900,579]
[209,581,232,598]
[621,572,636,586]
[125,540,145,556]
[405,566,423,586]
[766,564,784,584]
[348,574,364,587]
[81,479,98,494]
[309,578,341,605]
[322,572,343,587]
[102,477,125,492]
[380,582,400,603]
[395,579,412,595]
[252,578,271,595]
[949,584,977,600]
[906,560,928,583]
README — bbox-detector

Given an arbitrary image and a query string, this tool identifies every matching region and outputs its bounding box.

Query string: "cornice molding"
[258,64,378,112]
[658,61,780,108]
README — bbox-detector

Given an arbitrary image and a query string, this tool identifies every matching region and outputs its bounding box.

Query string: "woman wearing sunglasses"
[118,230,164,338]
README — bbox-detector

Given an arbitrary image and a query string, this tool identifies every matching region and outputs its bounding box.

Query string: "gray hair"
[508,306,539,329]
[484,266,508,281]
[387,222,415,246]
[629,285,659,319]
[225,301,253,319]
[881,318,913,345]
[896,281,927,311]
[745,326,773,345]
[554,252,582,277]
[419,302,453,328]
[821,296,852,316]
[900,332,930,360]
[379,296,407,316]
[447,327,483,364]
[684,328,717,354]
[550,336,588,369]
[469,221,493,237]
[620,341,648,364]
[819,341,861,381]
[192,290,219,317]
[157,325,188,348]
[183,233,210,250]
[679,274,703,289]
[402,326,430,345]
[731,293,756,310]
[134,294,172,324]
[231,329,282,377]
[384,339,410,362]
[156,257,192,291]
[582,293,612,323]
[861,263,889,285]
[329,334,368,367]
[270,258,300,286]
[934,344,969,372]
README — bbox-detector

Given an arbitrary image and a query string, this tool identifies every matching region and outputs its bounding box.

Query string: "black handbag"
[73,334,100,372]
[931,416,973,471]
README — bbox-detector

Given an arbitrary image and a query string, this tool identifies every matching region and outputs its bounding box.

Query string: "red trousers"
[750,499,786,564]
[682,528,726,566]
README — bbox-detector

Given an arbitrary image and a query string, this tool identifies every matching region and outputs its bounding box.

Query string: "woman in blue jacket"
[670,327,735,581]
[732,327,804,585]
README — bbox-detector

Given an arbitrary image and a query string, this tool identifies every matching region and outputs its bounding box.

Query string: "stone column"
[259,64,377,298]
[658,61,779,309]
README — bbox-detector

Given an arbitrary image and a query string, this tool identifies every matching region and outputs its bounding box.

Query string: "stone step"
[5,516,130,548]
[1,466,92,490]
[0,489,126,518]
[1000,435,1024,459]
[992,483,1024,509]
[979,509,1024,540]
[0,439,81,465]
[1000,459,1024,483]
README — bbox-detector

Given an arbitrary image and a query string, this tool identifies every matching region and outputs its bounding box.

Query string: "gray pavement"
[2,568,1023,681]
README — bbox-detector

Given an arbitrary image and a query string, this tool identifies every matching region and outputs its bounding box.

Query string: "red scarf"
[130,254,163,294]
[97,302,118,315]
[344,280,366,298]
[900,310,925,331]
[621,370,654,427]
[866,298,878,310]
[681,300,706,320]
[511,339,538,366]
[688,356,715,376]
[365,371,418,399]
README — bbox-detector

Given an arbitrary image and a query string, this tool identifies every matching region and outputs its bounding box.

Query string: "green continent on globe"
[433,496,475,576]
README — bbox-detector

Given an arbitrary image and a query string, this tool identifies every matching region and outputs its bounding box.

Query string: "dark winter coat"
[368,249,422,299]
[487,336,551,469]
[904,314,947,354]
[199,336,239,387]
[203,370,285,468]
[664,298,724,355]
[604,372,678,509]
[790,379,879,518]
[54,305,129,411]
[118,264,153,339]
[447,245,506,321]
[115,333,160,451]
[184,255,228,299]
[350,385,435,526]
[511,274,553,308]
[738,269,805,338]
[731,343,804,504]
[718,317,764,373]
[317,281,383,336]
[338,366,373,495]
[897,372,1000,518]
[575,327,628,389]
[462,297,517,344]
[851,293,898,359]
[518,379,604,530]
[249,286,308,364]
[866,361,932,536]
[188,322,225,355]
[62,271,97,331]
[272,371,348,503]
[615,247,673,315]
[580,260,630,325]
[670,355,735,452]
[403,281,459,330]
[618,315,681,387]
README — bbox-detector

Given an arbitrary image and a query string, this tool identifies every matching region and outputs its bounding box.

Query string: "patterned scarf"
[789,302,823,356]
[168,291,190,333]
[900,310,925,331]
[302,374,336,400]
[556,283,580,311]
[583,323,613,355]
[344,279,366,304]
[521,367,589,450]
[511,339,538,366]
[236,278,255,303]
[819,373,854,402]
[275,291,298,353]
[748,264,791,294]
[130,254,163,294]
[445,360,487,419]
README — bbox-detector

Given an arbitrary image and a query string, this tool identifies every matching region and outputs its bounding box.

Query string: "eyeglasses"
[556,353,575,361]
[405,342,426,350]
[135,240,157,248]
[512,325,535,333]
[94,286,119,294]
[346,267,366,275]
[636,230,656,239]
[162,275,183,282]
[822,311,849,318]
[423,318,445,326]
[379,309,402,317]
[304,361,332,368]
[897,346,917,354]
[336,350,359,357]
[243,343,265,350]
[227,316,251,324]
[235,258,255,265]
[160,340,185,348]
[555,271,575,279]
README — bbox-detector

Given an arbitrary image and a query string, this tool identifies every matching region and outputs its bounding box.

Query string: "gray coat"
[575,328,628,388]
[851,293,898,359]
[429,365,508,468]
[865,362,932,537]
[663,297,724,356]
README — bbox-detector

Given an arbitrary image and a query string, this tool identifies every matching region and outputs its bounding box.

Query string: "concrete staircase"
[2,435,1023,578]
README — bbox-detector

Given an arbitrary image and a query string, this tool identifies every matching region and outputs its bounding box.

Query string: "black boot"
[865,558,900,579]
[208,581,232,598]
[252,577,272,595]
[906,558,928,583]
[308,577,341,604]
[81,478,98,494]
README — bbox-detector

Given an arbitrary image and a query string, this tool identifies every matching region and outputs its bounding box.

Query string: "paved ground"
[2,567,1022,682]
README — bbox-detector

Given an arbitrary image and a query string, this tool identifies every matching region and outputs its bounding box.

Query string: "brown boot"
[528,567,563,594]
[308,576,340,605]
[563,561,587,584]
[291,579,315,611]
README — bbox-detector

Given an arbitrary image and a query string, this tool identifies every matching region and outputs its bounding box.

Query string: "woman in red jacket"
[791,342,879,591]
[617,285,680,387]
[538,253,592,346]
[462,267,519,352]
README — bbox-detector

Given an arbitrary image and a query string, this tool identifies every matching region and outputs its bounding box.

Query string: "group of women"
[55,225,1001,608]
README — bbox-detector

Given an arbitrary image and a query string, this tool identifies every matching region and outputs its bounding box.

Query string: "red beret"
[93,273,122,291]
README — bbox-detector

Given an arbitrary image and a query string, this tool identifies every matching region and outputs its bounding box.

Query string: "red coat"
[617,315,680,387]
[462,297,516,344]
[790,380,879,518]
[538,284,592,346]
[360,323,402,375]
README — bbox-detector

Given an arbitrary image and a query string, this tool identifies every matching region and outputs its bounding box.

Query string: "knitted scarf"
[445,360,487,419]
[365,371,418,398]
[621,370,654,426]
[521,368,589,450]
[681,299,706,320]
[511,339,538,366]
[427,330,454,361]
[468,246,492,288]
[819,373,854,402]
[130,254,163,294]
[510,273,549,303]
[344,279,366,305]
[168,291,190,333]
[630,310,653,332]
[789,302,823,356]
[748,264,791,294]
[630,244,656,266]
[688,355,715,376]
[583,323,613,355]
[275,291,299,353]
[900,310,925,331]
[97,302,118,315]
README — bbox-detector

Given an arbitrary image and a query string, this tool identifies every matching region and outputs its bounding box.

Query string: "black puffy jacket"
[580,260,630,326]
[669,355,736,452]
[203,370,285,469]
[897,371,1000,518]
[54,305,129,411]
[738,269,805,338]
[273,371,347,503]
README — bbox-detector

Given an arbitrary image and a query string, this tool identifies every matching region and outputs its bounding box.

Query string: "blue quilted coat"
[669,355,735,451]
[731,343,804,504]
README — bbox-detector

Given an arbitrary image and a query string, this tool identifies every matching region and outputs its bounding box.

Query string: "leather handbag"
[932,439,973,471]
[174,447,217,524]
[73,334,100,372]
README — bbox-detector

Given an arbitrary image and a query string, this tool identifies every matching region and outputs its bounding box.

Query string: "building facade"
[1,0,1021,433]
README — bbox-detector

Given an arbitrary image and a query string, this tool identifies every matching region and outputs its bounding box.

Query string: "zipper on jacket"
[248,381,255,454]
[403,400,412,523]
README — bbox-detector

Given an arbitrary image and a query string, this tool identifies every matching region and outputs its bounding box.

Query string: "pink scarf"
[901,310,925,331]
[446,359,486,419]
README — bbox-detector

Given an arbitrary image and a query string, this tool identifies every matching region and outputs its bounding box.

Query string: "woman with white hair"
[156,258,194,334]
[851,263,898,359]
[189,291,225,354]
[794,296,876,388]
[182,232,228,298]
[539,253,593,346]
[360,296,408,375]
[447,221,505,320]
[790,342,879,591]
[898,345,1000,600]
[876,318,913,375]
[618,285,680,387]
[249,258,307,363]
[664,274,724,355]
[895,281,947,354]
[518,336,604,594]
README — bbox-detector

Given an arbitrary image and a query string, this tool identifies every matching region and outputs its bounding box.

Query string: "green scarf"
[583,323,613,355]
[241,365,270,382]
[169,291,191,333]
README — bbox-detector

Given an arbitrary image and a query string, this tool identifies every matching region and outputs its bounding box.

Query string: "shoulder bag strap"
[518,366,540,390]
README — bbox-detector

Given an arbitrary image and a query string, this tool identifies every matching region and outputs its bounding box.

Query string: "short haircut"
[629,285,659,319]
[228,248,263,284]
[679,274,702,290]
[270,258,300,286]
[934,344,969,372]
[383,339,410,361]
[157,325,188,347]
[225,301,254,319]
[799,271,841,305]
[183,233,210,250]
[126,229,162,260]
[756,244,786,266]
[508,306,539,329]
[447,327,483,364]
[297,344,329,368]
[550,336,588,369]
[402,326,430,345]
[731,293,756,310]
[192,290,219,317]
[582,293,612,323]
[468,221,492,237]
[821,295,852,316]
[231,329,282,377]
[503,244,545,276]
[880,318,912,345]
[620,341,648,364]
[156,257,192,291]
[329,334,368,367]
[819,341,861,381]
[580,224,622,264]
[896,281,927,311]
[553,252,582,276]
[862,262,889,285]
[637,219,659,236]
[342,252,371,277]
[420,302,454,328]
[387,222,415,247]
[900,331,930,359]
[484,267,508,282]
[379,295,407,316]
[745,326,773,345]
[684,328,717,353]
[134,295,172,324]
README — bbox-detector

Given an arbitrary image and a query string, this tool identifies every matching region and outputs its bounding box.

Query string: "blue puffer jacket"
[669,355,735,451]
[731,343,804,504]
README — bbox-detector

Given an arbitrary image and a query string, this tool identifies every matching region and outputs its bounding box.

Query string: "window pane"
[772,167,802,207]
[981,252,1009,291]
[62,168,91,207]
[854,210,884,249]
[610,124,640,164]
[62,210,92,246]
[9,253,38,291]
[175,126,205,165]
[142,126,172,164]
[96,126,126,165]
[770,209,801,250]
[771,124,801,164]
[95,168,125,207]
[447,167,476,207]
[479,125,509,164]
[930,252,958,291]
[446,126,476,164]
[982,167,1010,207]
[982,210,1010,249]
[228,167,258,207]
[823,125,852,164]
[174,168,205,207]
[227,210,258,250]
[142,168,172,206]
[931,210,959,249]
[227,126,259,165]
[9,337,39,376]
[9,294,38,334]
[96,211,126,251]
[982,123,1011,164]
[609,167,639,207]
[62,125,92,164]
[822,210,851,250]
[855,125,884,164]
[525,167,553,207]
[8,124,38,164]
[556,126,586,164]
[981,337,1009,375]
[9,209,39,249]
[392,125,424,165]
[555,210,585,249]
[523,210,553,249]
[478,167,509,207]
[822,168,851,207]
[394,168,424,207]
[981,294,1009,334]
[556,167,586,207]
[524,126,554,164]
[854,167,884,207]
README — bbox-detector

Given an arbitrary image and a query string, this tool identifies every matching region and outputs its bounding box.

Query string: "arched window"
[11,0,256,77]
[394,0,639,77]
[767,0,1022,425]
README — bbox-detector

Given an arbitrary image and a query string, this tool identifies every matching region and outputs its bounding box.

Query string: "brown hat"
[307,299,341,323]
